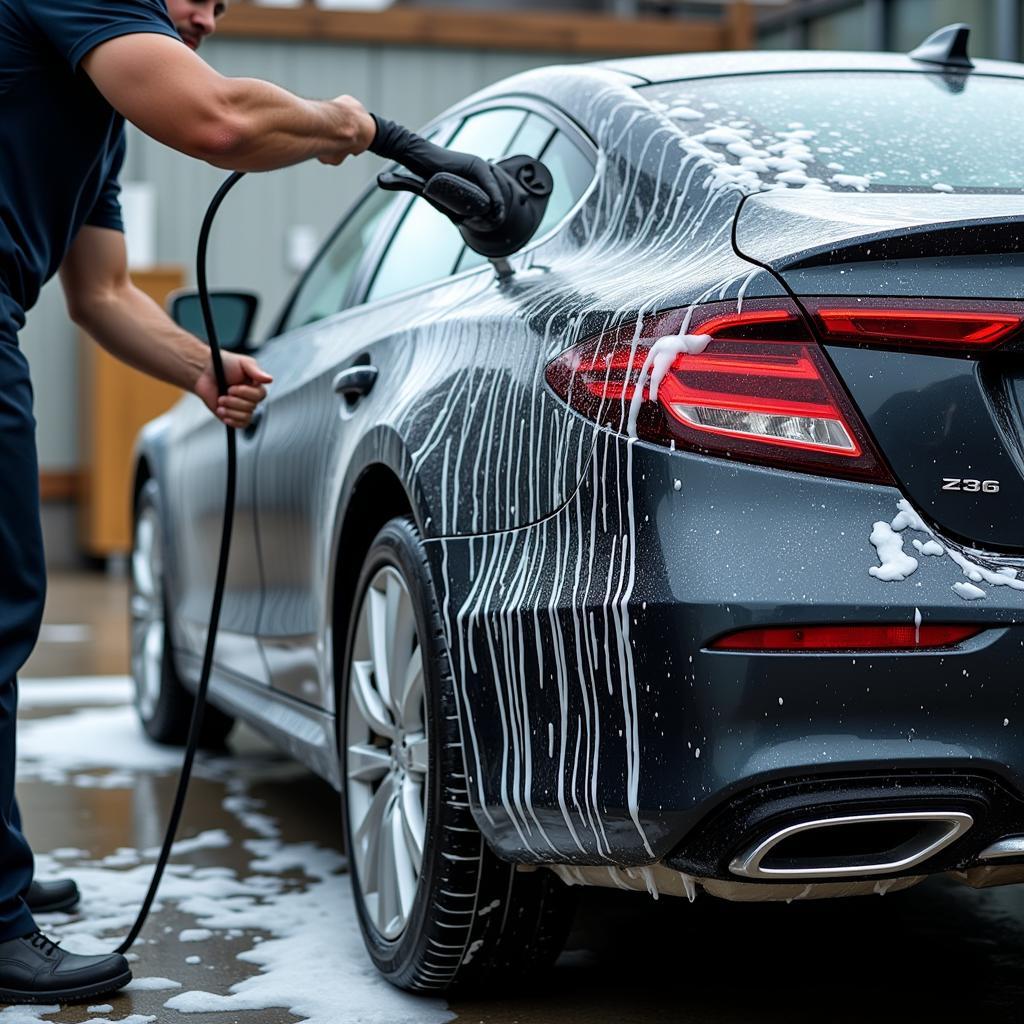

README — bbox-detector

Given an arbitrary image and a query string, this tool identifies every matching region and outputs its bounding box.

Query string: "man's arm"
[60,226,271,429]
[81,34,376,171]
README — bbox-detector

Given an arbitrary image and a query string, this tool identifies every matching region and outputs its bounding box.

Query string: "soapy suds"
[125,977,182,992]
[626,330,711,439]
[869,499,1024,602]
[867,522,918,582]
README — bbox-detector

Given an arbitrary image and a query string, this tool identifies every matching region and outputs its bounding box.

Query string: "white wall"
[21,36,578,470]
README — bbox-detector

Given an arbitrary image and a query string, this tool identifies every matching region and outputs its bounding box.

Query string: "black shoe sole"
[0,967,132,1005]
[26,894,81,914]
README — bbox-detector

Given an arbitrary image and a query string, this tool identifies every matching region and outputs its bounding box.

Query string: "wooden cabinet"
[79,267,186,557]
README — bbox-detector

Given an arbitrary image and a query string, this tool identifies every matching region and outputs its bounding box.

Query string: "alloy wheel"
[131,503,165,721]
[346,565,428,940]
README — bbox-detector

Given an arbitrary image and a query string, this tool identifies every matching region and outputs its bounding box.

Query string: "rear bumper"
[426,432,1024,873]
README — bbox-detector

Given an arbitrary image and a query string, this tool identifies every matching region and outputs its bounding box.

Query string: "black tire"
[340,517,575,993]
[131,478,235,749]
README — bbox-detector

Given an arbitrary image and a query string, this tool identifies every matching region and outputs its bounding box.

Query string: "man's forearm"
[61,226,271,429]
[76,281,208,393]
[210,80,369,171]
[83,35,376,174]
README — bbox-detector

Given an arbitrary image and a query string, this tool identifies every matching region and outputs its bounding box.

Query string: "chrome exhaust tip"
[729,810,974,880]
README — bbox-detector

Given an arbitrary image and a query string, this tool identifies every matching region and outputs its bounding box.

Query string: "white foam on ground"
[144,831,231,859]
[0,1008,60,1024]
[18,677,133,708]
[0,1012,155,1024]
[125,977,182,991]
[19,678,453,1024]
[18,705,187,782]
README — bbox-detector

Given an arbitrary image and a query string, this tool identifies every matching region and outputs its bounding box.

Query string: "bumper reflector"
[710,624,982,652]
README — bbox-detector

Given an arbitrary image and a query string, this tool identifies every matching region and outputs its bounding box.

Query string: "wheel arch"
[328,441,424,717]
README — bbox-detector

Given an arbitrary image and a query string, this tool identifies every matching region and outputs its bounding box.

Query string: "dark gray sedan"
[132,36,1024,993]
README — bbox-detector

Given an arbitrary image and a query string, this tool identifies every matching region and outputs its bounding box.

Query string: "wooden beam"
[725,0,755,51]
[218,3,728,56]
[39,471,80,503]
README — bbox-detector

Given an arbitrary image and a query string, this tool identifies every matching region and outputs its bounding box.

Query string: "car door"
[252,105,546,709]
[168,340,269,687]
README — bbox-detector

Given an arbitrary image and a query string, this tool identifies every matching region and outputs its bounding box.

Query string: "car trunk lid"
[735,192,1024,552]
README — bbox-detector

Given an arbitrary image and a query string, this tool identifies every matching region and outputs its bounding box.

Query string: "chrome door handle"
[332,365,378,401]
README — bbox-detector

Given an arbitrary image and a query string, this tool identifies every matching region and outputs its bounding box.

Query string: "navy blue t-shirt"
[0,0,181,340]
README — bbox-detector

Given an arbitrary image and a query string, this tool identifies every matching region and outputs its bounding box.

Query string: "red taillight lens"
[811,303,1022,354]
[710,624,982,652]
[545,299,889,482]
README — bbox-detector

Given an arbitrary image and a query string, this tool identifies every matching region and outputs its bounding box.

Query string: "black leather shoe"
[0,931,131,1004]
[25,879,80,914]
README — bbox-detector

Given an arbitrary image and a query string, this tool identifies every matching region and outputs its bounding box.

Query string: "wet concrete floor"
[17,574,1024,1023]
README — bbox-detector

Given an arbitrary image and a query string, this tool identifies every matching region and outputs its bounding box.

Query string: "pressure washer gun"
[368,114,553,270]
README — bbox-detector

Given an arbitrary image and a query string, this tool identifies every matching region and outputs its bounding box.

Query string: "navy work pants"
[0,334,41,940]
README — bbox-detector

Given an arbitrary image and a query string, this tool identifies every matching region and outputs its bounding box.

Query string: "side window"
[453,121,594,274]
[532,131,594,239]
[366,108,528,303]
[279,187,397,333]
[507,112,555,159]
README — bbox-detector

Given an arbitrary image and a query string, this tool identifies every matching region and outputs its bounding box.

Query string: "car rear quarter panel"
[428,431,1024,866]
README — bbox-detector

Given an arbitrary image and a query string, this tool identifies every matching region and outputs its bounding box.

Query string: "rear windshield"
[641,72,1024,194]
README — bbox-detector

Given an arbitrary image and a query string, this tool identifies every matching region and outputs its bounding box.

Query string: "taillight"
[710,624,982,652]
[808,300,1023,355]
[545,299,890,482]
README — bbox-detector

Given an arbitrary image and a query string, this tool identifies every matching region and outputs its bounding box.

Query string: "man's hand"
[317,95,377,167]
[193,353,273,429]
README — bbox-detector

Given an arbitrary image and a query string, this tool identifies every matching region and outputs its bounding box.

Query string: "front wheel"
[341,517,574,993]
[131,478,235,748]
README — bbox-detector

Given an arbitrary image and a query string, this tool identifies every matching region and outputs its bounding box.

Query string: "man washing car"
[0,0,508,1002]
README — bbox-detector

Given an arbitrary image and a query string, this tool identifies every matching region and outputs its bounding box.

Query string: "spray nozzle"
[377,154,553,259]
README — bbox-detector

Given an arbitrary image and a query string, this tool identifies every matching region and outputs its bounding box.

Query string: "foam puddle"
[15,677,453,1024]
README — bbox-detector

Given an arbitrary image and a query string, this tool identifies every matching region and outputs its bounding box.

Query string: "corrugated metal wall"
[22,36,579,470]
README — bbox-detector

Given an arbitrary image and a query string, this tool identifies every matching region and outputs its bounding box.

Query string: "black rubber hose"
[115,170,246,955]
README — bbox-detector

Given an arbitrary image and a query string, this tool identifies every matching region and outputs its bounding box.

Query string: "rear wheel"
[131,478,234,748]
[341,517,574,992]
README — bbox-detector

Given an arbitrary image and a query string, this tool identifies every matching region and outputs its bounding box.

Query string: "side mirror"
[168,289,259,353]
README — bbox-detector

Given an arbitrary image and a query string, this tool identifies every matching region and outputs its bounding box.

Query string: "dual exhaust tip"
[729,811,974,880]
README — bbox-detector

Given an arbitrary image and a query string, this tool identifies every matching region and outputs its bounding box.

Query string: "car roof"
[595,50,1024,85]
